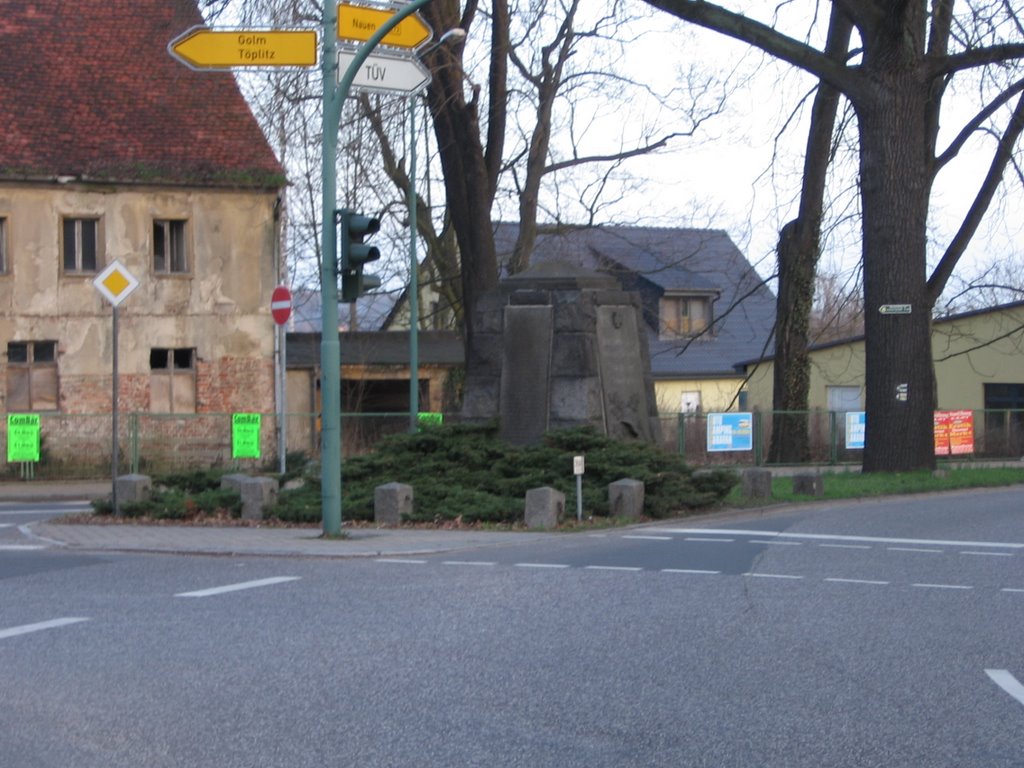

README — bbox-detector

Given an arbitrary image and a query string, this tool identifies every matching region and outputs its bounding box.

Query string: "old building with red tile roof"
[0,0,288,475]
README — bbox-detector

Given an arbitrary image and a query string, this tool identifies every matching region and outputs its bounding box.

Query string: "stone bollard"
[608,478,645,520]
[525,486,565,529]
[791,472,824,497]
[741,468,773,499]
[115,473,152,504]
[374,482,413,526]
[220,473,249,495]
[238,476,278,521]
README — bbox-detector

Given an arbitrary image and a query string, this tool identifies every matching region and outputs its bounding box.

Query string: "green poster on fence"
[232,413,261,459]
[7,413,41,463]
[417,412,443,429]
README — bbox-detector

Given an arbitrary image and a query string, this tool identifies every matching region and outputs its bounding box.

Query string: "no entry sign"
[271,285,292,325]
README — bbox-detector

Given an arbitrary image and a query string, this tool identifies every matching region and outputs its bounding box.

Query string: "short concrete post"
[374,482,413,526]
[220,473,249,495]
[238,476,278,521]
[525,486,565,529]
[115,473,152,504]
[792,473,824,497]
[608,478,644,520]
[741,468,773,499]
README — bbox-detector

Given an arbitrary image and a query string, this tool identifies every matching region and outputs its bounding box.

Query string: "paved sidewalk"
[3,480,559,559]
[26,520,556,559]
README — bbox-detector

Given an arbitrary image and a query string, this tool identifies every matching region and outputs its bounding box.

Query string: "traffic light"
[337,208,381,302]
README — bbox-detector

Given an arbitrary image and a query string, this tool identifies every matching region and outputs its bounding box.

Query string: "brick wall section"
[196,358,275,414]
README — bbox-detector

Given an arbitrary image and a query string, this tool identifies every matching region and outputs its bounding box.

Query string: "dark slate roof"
[493,223,776,377]
[287,331,464,369]
[0,0,284,188]
[289,288,397,333]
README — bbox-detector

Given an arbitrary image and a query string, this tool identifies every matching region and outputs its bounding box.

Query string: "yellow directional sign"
[337,3,433,49]
[169,27,318,69]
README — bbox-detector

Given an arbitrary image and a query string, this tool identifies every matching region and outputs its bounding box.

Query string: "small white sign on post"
[573,455,585,522]
[573,455,585,475]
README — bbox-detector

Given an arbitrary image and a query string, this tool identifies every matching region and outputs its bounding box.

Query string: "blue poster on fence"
[845,411,866,450]
[707,412,754,452]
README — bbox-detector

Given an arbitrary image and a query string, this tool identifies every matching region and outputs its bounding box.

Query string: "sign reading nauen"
[169,27,318,69]
[337,3,432,49]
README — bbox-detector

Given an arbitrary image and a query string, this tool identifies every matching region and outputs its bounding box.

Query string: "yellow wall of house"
[0,182,280,412]
[743,304,1024,412]
[655,377,747,414]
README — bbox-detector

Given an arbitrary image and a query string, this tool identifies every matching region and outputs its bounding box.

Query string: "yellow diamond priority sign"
[93,260,140,307]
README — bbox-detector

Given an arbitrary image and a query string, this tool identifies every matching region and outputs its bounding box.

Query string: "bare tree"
[644,1,1024,472]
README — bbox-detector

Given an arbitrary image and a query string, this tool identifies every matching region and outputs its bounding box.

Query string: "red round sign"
[271,285,292,325]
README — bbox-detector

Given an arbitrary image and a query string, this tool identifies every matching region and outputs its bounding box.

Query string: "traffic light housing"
[337,208,381,302]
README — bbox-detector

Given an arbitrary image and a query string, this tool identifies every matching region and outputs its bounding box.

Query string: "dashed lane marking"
[175,576,300,598]
[0,617,90,641]
[987,669,1024,708]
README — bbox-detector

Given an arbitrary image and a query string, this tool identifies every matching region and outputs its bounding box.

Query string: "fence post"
[129,412,140,474]
[677,413,685,457]
[754,410,763,466]
[829,410,837,465]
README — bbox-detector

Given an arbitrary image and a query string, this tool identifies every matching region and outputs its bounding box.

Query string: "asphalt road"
[2,489,1023,767]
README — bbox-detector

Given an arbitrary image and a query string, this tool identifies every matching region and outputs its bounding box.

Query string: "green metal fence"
[5,408,1023,481]
[674,409,1024,466]
[0,411,411,481]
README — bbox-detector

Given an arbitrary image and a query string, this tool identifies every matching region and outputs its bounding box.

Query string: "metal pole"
[111,306,120,517]
[320,0,434,536]
[408,96,420,432]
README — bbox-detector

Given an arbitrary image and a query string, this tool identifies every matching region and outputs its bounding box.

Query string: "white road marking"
[986,669,1024,708]
[442,560,496,567]
[0,523,13,529]
[0,617,90,640]
[1001,588,1024,593]
[825,577,890,586]
[912,583,973,591]
[374,559,427,565]
[623,535,673,541]
[0,544,46,551]
[685,537,734,543]
[650,527,1024,550]
[961,551,1014,557]
[750,539,802,546]
[584,565,643,572]
[888,546,943,554]
[175,576,300,598]
[744,572,804,580]
[819,543,872,550]
[515,563,570,569]
[662,568,720,575]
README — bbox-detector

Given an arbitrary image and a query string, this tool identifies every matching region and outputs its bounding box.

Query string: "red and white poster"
[934,410,974,456]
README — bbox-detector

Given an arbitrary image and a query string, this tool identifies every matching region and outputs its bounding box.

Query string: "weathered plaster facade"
[0,182,278,417]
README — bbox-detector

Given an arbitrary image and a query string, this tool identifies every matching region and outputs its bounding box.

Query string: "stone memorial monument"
[462,260,662,445]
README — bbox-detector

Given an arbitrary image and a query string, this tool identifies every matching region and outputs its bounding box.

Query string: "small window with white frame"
[153,219,189,274]
[61,216,102,274]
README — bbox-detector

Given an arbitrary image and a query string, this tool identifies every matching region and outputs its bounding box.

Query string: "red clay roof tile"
[0,0,285,188]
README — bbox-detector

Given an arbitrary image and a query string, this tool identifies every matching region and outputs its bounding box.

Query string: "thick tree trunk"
[856,75,937,473]
[768,221,814,463]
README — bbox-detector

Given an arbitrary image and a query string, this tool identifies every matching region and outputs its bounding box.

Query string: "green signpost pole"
[320,0,433,536]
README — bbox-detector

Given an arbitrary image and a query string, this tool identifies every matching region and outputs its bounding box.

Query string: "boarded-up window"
[150,348,196,413]
[659,295,711,338]
[6,341,58,411]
